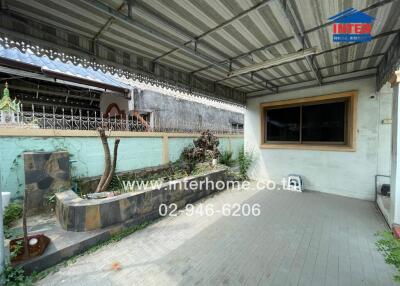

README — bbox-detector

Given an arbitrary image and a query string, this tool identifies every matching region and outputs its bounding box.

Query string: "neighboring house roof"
[0,44,245,114]
[0,46,131,93]
[328,8,374,23]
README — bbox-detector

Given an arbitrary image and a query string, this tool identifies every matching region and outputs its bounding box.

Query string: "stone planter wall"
[56,168,228,232]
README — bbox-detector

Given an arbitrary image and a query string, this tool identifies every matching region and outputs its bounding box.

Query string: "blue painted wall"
[0,136,243,198]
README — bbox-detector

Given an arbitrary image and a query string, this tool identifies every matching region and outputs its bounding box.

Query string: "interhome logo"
[329,8,374,42]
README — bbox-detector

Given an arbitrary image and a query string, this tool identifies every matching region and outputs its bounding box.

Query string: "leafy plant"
[1,264,31,286]
[3,202,23,228]
[1,241,31,286]
[219,150,235,167]
[237,147,253,180]
[376,230,400,282]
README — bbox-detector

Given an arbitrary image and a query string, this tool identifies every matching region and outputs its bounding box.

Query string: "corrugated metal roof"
[0,45,131,91]
[3,0,400,96]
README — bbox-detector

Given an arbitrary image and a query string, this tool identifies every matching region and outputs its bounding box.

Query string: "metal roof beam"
[376,32,400,90]
[83,0,273,92]
[247,72,376,99]
[153,0,273,62]
[92,3,126,43]
[217,28,397,86]
[83,0,206,63]
[191,0,395,75]
[247,67,377,97]
[276,0,321,85]
[240,53,384,91]
[131,2,275,92]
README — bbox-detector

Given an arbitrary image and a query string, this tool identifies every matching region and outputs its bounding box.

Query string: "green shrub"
[219,150,235,167]
[3,202,23,228]
[1,265,31,286]
[376,230,400,282]
[237,147,253,180]
[1,240,32,286]
[3,202,23,239]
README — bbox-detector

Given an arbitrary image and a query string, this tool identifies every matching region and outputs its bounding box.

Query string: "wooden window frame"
[260,91,357,151]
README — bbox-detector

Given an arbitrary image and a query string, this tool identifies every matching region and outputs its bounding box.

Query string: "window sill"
[260,143,356,152]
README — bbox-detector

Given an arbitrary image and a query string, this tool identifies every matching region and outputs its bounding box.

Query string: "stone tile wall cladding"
[56,168,228,232]
[24,151,71,215]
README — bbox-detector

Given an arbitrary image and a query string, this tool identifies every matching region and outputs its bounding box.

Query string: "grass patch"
[376,230,400,282]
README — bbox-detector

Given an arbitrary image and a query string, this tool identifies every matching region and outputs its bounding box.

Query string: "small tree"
[96,128,120,193]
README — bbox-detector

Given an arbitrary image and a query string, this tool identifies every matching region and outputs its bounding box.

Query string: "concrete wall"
[0,131,243,198]
[245,78,392,201]
[135,90,244,130]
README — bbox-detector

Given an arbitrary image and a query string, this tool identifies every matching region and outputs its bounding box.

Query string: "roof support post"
[389,70,400,226]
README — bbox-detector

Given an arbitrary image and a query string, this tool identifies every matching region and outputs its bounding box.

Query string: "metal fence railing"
[0,110,243,135]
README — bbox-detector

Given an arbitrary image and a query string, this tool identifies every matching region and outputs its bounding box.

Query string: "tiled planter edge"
[56,167,228,232]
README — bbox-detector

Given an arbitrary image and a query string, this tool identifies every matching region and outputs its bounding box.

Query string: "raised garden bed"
[56,167,228,232]
[76,164,181,195]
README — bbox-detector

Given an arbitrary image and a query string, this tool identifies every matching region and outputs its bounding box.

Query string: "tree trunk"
[22,191,29,259]
[101,138,120,192]
[96,128,111,193]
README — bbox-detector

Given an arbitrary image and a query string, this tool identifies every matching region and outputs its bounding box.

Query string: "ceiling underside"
[3,0,400,97]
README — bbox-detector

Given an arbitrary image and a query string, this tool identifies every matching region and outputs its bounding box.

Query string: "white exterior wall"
[245,78,392,201]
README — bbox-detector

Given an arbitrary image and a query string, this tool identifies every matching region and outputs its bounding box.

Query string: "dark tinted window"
[264,100,348,144]
[266,106,300,142]
[302,101,346,142]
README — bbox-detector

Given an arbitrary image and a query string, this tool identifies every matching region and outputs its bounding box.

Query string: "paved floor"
[38,186,396,286]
